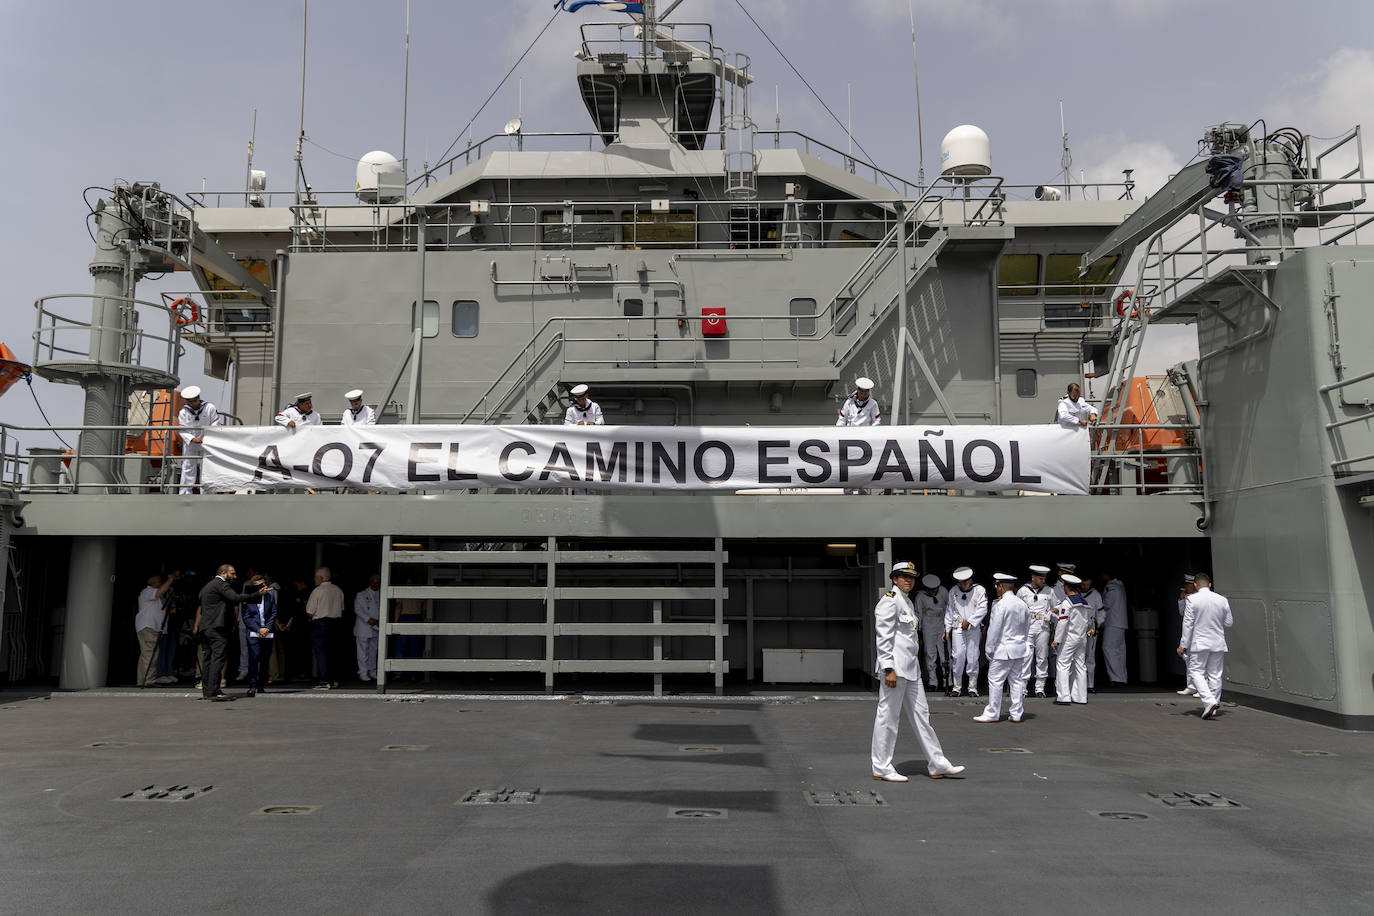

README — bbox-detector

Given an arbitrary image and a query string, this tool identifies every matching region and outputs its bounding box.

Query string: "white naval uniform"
[836,393,881,427]
[871,587,953,777]
[353,587,381,680]
[1053,596,1094,703]
[1101,578,1129,684]
[1056,396,1099,430]
[176,401,222,494]
[341,404,377,426]
[945,583,988,689]
[564,400,604,425]
[1082,586,1105,689]
[1180,587,1232,710]
[981,593,1030,721]
[1017,583,1056,692]
[917,588,948,688]
[274,404,322,429]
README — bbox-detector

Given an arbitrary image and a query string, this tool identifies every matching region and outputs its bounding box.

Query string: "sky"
[2,0,1372,438]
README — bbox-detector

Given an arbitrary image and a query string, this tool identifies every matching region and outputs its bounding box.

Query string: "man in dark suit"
[198,565,267,700]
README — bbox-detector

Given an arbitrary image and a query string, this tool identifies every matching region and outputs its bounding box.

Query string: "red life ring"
[1114,289,1138,319]
[172,297,199,326]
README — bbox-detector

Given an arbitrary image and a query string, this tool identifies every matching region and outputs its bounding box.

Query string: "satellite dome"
[939,125,992,178]
[356,150,403,202]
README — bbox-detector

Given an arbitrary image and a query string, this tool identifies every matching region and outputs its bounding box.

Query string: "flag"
[554,1,645,14]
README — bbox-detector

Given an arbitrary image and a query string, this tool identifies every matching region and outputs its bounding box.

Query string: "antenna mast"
[1059,99,1072,201]
[244,109,257,206]
[908,0,926,194]
[294,0,309,208]
[402,0,410,172]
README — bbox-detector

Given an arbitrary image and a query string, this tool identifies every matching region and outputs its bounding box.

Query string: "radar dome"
[356,150,403,202]
[939,125,991,178]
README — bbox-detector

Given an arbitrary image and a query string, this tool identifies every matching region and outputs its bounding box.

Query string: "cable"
[23,374,73,449]
[303,137,358,162]
[732,0,899,193]
[431,6,563,170]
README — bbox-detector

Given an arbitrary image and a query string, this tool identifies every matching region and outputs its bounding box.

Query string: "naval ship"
[2,0,1372,731]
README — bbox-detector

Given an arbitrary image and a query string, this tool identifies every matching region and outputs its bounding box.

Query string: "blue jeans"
[246,636,273,687]
[311,617,337,683]
[156,627,177,678]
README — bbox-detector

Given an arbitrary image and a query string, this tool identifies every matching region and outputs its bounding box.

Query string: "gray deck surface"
[2,688,1371,915]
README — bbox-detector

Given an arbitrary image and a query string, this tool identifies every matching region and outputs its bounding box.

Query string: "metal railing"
[32,294,183,383]
[1089,423,1203,495]
[1320,368,1374,474]
[0,421,229,494]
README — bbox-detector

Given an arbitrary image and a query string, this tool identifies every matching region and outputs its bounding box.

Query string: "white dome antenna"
[939,125,991,179]
[356,150,404,203]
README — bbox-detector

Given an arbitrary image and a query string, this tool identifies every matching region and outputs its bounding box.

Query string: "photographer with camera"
[134,571,180,687]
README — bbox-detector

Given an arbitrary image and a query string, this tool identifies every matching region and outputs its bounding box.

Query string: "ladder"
[1092,290,1153,488]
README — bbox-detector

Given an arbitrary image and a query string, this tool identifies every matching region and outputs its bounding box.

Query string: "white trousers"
[178,444,204,494]
[921,622,947,686]
[1102,626,1128,683]
[950,627,980,684]
[982,656,1027,721]
[1085,632,1099,687]
[356,631,379,679]
[871,676,951,777]
[1056,637,1087,703]
[1022,628,1051,689]
[1187,649,1225,708]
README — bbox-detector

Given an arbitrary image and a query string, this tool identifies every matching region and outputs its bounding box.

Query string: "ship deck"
[2,687,1369,914]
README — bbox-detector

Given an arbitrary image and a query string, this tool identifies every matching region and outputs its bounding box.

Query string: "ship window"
[623,297,644,317]
[413,299,439,338]
[789,298,817,337]
[999,254,1040,296]
[1044,253,1121,297]
[625,209,695,248]
[1016,368,1037,398]
[540,209,617,247]
[1081,254,1119,295]
[452,300,479,338]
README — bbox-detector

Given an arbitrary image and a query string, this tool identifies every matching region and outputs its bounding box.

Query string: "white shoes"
[972,713,998,723]
[1010,716,1022,723]
[1177,687,1197,696]
[873,771,909,783]
[929,764,966,779]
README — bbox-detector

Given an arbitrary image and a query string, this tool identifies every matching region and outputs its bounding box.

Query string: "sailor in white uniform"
[1056,382,1099,430]
[944,567,988,697]
[1050,561,1077,604]
[1176,574,1199,696]
[1177,572,1232,720]
[274,392,322,430]
[176,386,222,494]
[870,562,965,782]
[917,573,948,690]
[341,388,377,426]
[1081,574,1105,692]
[564,384,604,425]
[1017,565,1056,698]
[1051,574,1092,704]
[353,574,381,682]
[836,377,881,427]
[974,574,1030,723]
[1100,571,1129,685]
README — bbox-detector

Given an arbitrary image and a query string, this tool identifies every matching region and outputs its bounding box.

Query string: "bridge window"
[540,209,617,247]
[789,298,817,337]
[452,300,479,338]
[1045,253,1121,296]
[998,254,1040,296]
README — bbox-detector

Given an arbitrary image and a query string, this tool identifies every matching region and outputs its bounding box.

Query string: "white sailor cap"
[890,561,918,579]
[952,566,974,582]
[571,384,589,397]
[1028,564,1051,575]
[345,388,364,401]
[1061,573,1082,586]
[1183,573,1196,583]
[921,573,941,589]
[855,377,874,390]
[295,391,313,402]
[180,385,201,400]
[993,572,1017,582]
[1056,561,1076,571]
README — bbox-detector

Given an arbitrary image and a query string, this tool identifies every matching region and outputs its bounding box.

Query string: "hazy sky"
[3,0,1372,435]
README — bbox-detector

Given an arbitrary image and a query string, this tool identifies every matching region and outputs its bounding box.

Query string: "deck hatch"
[460,787,541,805]
[1145,792,1247,810]
[804,790,887,807]
[118,784,214,802]
[668,808,727,819]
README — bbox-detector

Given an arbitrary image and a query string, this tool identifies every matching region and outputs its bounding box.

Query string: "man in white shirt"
[945,567,988,697]
[341,389,377,426]
[870,562,965,782]
[1176,574,1199,696]
[1017,565,1056,698]
[917,574,948,690]
[306,566,345,689]
[134,572,178,686]
[1177,572,1233,720]
[1100,570,1130,686]
[353,574,382,683]
[564,384,604,425]
[1056,382,1099,430]
[974,574,1030,723]
[176,386,222,494]
[275,392,322,430]
[836,377,881,427]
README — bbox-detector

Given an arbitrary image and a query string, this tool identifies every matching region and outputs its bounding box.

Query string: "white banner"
[200,424,1089,495]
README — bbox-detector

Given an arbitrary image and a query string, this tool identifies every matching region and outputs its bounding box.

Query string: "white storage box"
[761,648,844,684]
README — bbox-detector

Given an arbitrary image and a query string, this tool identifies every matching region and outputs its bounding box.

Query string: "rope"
[23,373,72,449]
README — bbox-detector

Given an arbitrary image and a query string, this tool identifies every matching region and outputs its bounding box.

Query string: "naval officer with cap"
[341,389,377,426]
[836,377,881,427]
[917,573,948,690]
[1051,561,1078,603]
[275,392,322,430]
[871,562,965,782]
[176,386,222,494]
[1056,382,1099,430]
[1051,574,1092,704]
[1177,572,1232,720]
[564,384,604,425]
[1018,565,1056,697]
[974,573,1030,723]
[944,567,988,697]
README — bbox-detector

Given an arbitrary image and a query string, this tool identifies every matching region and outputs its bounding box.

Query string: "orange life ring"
[172,297,199,326]
[1114,289,1139,319]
